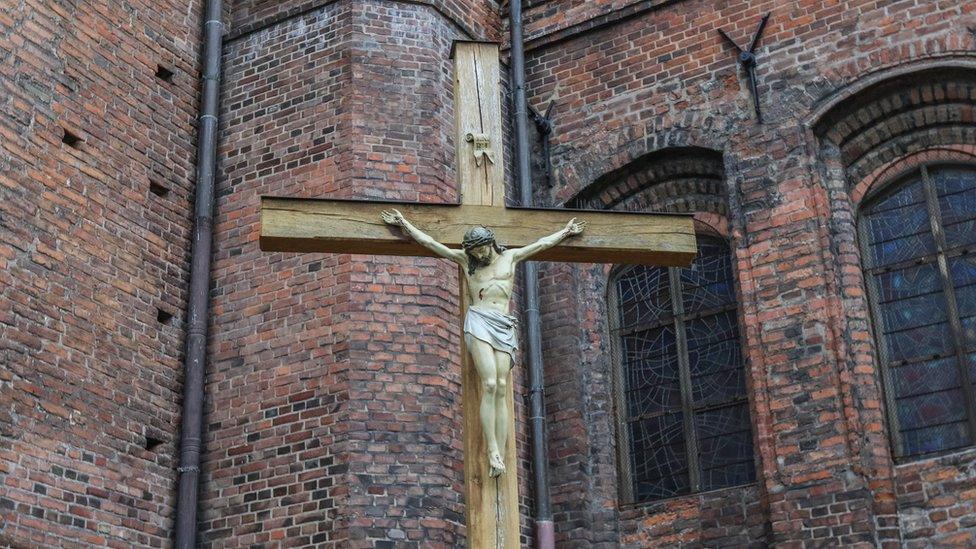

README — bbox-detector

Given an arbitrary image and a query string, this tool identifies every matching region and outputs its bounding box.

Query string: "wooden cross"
[260,41,696,548]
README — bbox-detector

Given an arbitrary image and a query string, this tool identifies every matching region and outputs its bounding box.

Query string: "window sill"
[894,445,976,469]
[618,481,759,512]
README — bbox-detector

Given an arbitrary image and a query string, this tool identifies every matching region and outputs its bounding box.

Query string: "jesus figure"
[381,209,585,477]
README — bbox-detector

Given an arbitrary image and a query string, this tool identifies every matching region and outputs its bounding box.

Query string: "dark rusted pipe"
[509,0,554,546]
[174,0,222,546]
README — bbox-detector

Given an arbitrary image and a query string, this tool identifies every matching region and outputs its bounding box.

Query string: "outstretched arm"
[510,218,586,263]
[381,209,467,265]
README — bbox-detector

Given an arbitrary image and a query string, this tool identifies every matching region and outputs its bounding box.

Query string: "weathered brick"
[7,0,976,547]
[523,0,976,546]
[0,0,202,546]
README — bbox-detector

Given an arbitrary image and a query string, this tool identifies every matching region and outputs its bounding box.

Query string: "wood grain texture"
[454,41,519,549]
[260,197,697,266]
[459,275,520,549]
[453,42,505,208]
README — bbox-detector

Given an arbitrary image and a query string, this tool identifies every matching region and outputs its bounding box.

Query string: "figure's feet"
[488,451,506,478]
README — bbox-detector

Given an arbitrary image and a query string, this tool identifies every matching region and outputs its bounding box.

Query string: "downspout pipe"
[509,1,554,547]
[175,0,222,547]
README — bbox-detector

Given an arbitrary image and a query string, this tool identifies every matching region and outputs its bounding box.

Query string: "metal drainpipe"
[509,1,554,547]
[175,0,222,546]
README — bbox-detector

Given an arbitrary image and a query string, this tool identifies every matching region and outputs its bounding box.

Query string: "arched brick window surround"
[852,147,976,205]
[813,67,976,190]
[857,163,976,460]
[813,66,976,463]
[568,146,756,504]
[570,146,725,212]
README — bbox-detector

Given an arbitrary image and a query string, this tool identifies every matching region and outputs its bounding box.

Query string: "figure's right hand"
[381,209,405,226]
[565,217,586,235]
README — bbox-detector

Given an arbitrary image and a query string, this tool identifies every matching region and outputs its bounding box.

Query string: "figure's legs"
[465,335,503,476]
[492,350,512,477]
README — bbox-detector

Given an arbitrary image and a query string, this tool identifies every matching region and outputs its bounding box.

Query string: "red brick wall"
[523,0,976,546]
[895,448,976,546]
[7,0,976,546]
[227,0,501,44]
[0,1,202,546]
[519,0,672,49]
[201,6,353,545]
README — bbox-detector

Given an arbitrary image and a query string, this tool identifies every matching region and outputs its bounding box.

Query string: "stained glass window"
[860,165,976,459]
[611,237,755,503]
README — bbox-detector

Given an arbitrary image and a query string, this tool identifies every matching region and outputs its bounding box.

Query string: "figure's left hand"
[565,218,586,235]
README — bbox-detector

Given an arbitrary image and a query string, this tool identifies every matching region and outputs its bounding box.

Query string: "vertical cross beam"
[452,41,519,548]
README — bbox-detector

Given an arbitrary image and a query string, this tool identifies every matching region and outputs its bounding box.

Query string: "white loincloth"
[463,305,519,367]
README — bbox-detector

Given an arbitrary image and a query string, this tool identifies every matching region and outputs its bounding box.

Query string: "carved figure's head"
[462,226,504,274]
[462,226,496,250]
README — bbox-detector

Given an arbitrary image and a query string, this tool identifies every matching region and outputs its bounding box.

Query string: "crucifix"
[260,41,696,548]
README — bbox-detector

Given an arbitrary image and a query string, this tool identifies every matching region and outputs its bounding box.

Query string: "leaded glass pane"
[962,316,976,349]
[951,258,976,339]
[863,181,934,268]
[630,413,689,500]
[696,403,755,491]
[882,321,952,363]
[865,199,930,243]
[890,358,960,398]
[617,266,672,328]
[687,311,745,407]
[901,421,970,457]
[695,402,751,439]
[951,262,976,345]
[879,292,948,334]
[622,327,681,418]
[634,469,690,502]
[622,326,678,384]
[950,255,976,288]
[938,200,976,226]
[935,168,976,249]
[945,221,976,249]
[700,461,755,492]
[896,388,968,430]
[934,167,976,197]
[942,224,976,250]
[631,412,686,451]
[698,429,754,471]
[689,334,743,378]
[955,285,976,318]
[692,367,746,408]
[874,263,942,303]
[625,382,682,419]
[866,229,935,269]
[614,237,754,502]
[862,167,976,459]
[686,310,738,352]
[681,240,735,313]
[871,179,926,212]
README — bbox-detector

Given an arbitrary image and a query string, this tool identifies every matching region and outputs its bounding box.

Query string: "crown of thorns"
[462,226,495,250]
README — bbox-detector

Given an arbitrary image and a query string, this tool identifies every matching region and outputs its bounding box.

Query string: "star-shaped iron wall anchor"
[718,12,771,123]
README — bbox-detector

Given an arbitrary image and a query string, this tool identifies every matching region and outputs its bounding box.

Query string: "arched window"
[860,165,976,459]
[610,236,754,503]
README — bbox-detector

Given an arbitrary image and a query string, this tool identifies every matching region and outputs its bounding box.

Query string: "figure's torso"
[464,250,516,313]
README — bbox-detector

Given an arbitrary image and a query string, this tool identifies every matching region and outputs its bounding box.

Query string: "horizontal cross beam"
[260,196,697,266]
